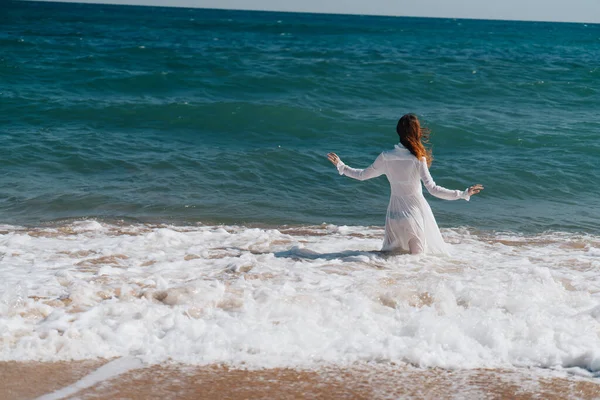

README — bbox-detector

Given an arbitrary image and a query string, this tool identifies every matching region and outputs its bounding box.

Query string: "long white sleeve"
[418,158,470,201]
[337,153,385,181]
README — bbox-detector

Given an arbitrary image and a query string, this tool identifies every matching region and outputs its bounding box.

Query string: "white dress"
[336,144,470,255]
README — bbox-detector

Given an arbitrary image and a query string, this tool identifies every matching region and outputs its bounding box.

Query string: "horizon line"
[25,0,600,25]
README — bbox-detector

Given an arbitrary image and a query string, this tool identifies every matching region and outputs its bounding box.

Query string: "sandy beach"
[2,360,599,400]
[3,2,600,399]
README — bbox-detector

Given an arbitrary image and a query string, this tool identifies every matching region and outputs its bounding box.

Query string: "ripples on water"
[1,2,599,231]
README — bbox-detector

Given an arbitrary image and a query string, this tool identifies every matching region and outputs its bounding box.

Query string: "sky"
[34,0,600,23]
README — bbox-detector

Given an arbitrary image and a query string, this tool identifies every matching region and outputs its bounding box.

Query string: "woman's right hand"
[468,184,484,196]
[327,152,342,166]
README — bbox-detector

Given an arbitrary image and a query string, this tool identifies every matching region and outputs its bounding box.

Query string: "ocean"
[1,0,600,391]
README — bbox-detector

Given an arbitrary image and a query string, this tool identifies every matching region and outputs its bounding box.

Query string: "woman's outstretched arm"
[418,158,483,201]
[327,152,385,181]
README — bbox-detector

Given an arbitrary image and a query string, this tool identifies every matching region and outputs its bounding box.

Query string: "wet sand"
[0,360,105,400]
[2,361,599,400]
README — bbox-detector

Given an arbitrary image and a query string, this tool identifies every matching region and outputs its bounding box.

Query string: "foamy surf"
[1,221,599,376]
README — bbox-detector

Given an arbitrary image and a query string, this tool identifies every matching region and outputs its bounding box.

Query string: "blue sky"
[36,0,600,23]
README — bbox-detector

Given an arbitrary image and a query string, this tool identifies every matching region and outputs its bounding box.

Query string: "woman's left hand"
[327,152,341,166]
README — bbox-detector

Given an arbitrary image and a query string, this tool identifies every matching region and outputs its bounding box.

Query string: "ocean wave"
[2,3,599,233]
[1,221,599,373]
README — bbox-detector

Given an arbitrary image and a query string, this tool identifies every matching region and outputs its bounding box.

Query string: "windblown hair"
[396,114,433,167]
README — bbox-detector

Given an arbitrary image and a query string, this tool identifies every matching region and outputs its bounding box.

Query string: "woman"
[327,114,483,255]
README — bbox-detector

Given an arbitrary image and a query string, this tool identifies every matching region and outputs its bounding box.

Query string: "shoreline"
[2,360,599,400]
[2,218,599,239]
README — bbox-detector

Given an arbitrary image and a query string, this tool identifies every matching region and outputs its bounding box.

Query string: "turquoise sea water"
[1,1,599,233]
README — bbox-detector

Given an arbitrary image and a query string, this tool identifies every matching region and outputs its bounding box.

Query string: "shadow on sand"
[274,246,407,261]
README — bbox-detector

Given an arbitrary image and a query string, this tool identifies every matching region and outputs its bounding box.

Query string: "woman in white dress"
[327,114,483,255]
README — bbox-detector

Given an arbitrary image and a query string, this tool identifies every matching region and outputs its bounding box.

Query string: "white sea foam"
[0,221,599,374]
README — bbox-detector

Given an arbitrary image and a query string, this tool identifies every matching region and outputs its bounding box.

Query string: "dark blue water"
[1,1,599,232]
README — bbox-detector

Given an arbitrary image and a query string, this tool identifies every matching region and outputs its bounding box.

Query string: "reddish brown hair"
[396,114,433,167]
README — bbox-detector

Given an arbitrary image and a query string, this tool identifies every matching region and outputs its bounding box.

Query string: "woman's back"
[380,145,423,197]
